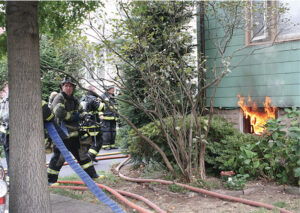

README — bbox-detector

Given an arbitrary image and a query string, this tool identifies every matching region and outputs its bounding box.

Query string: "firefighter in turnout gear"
[0,84,58,177]
[0,84,9,175]
[80,86,103,162]
[44,91,58,152]
[47,77,100,185]
[99,85,118,150]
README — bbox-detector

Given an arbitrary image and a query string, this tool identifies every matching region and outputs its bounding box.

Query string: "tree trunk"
[6,2,51,213]
[199,142,206,179]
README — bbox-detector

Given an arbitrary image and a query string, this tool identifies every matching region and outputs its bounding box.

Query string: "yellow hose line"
[96,151,122,157]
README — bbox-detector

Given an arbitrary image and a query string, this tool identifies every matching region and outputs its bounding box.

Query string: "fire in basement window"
[237,95,277,135]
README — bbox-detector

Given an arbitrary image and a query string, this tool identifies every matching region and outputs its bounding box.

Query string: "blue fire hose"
[45,122,126,213]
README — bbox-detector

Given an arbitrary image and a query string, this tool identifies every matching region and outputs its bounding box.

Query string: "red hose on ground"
[114,189,166,213]
[115,156,293,213]
[56,180,166,213]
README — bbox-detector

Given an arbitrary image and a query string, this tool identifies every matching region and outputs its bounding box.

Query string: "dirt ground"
[106,164,300,213]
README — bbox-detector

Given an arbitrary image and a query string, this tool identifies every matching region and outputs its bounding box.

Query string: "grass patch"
[168,184,188,194]
[49,187,85,200]
[252,208,282,213]
[58,173,81,181]
[191,177,222,190]
[273,201,288,208]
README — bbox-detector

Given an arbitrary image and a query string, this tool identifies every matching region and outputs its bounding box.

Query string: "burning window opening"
[237,95,277,135]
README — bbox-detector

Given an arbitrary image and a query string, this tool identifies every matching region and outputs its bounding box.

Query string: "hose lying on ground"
[52,180,166,213]
[115,156,293,213]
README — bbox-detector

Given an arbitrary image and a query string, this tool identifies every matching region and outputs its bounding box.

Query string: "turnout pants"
[48,136,98,183]
[101,120,116,147]
[0,133,9,175]
[102,131,116,146]
[87,133,103,159]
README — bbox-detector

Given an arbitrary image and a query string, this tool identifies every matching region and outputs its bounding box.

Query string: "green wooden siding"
[199,21,300,108]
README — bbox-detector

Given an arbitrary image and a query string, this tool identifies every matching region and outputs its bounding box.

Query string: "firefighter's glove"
[71,112,80,122]
[84,114,93,121]
[54,121,68,140]
[44,138,52,149]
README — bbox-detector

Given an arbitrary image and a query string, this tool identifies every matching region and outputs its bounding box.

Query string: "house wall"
[199,11,300,108]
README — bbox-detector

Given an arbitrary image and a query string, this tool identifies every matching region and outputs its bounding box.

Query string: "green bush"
[125,109,300,185]
[249,107,299,185]
[126,115,256,173]
[216,107,300,185]
[222,174,249,190]
[206,131,258,175]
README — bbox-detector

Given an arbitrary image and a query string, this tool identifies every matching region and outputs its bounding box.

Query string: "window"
[246,0,300,45]
[250,1,271,42]
[277,0,300,39]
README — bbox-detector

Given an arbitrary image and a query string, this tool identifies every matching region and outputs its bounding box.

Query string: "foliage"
[38,1,101,38]
[86,1,203,180]
[206,131,258,175]
[223,174,249,190]
[192,178,222,190]
[114,1,196,129]
[0,2,101,56]
[40,36,86,101]
[0,36,86,101]
[0,58,7,90]
[218,107,300,185]
[82,1,291,182]
[168,184,188,194]
[0,2,101,98]
[126,109,300,186]
[126,115,252,170]
[273,201,289,209]
[257,107,300,185]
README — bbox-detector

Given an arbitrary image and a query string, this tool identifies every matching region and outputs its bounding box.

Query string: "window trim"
[245,0,300,46]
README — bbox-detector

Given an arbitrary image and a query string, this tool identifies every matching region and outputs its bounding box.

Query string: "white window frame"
[250,0,269,42]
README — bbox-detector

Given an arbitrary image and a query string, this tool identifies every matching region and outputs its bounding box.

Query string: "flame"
[237,95,277,135]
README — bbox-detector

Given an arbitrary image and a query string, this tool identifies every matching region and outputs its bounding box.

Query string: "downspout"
[197,1,206,111]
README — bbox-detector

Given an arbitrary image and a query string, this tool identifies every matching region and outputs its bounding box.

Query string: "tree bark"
[199,142,206,180]
[6,2,51,213]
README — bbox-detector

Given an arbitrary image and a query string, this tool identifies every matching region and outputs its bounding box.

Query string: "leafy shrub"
[124,108,300,185]
[205,122,258,175]
[218,107,300,185]
[126,115,255,174]
[249,107,299,185]
[223,174,249,190]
